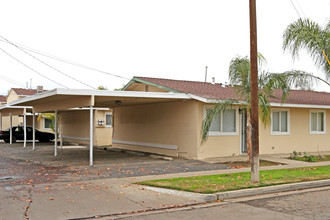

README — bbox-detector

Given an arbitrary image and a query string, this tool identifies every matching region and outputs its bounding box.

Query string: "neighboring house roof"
[130,76,330,106]
[0,95,6,102]
[12,88,39,96]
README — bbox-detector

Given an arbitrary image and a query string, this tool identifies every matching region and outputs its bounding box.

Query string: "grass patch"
[137,165,330,194]
[221,160,283,169]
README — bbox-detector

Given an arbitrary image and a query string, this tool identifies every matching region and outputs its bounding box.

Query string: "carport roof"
[0,104,32,116]
[9,88,193,112]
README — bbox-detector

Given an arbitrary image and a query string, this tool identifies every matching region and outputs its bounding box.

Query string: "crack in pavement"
[23,184,34,220]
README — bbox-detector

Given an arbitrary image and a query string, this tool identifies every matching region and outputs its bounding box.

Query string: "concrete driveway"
[0,141,229,219]
[0,141,229,185]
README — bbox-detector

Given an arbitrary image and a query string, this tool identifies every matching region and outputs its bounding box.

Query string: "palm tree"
[37,113,57,132]
[201,55,318,169]
[283,18,330,79]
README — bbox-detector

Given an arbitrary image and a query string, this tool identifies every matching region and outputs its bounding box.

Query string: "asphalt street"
[121,187,330,220]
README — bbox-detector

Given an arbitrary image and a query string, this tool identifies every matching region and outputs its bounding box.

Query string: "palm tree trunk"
[246,110,252,162]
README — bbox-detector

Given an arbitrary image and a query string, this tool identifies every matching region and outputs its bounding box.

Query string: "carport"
[0,105,34,148]
[10,88,191,166]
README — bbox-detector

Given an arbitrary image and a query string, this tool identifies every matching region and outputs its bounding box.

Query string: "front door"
[241,109,247,153]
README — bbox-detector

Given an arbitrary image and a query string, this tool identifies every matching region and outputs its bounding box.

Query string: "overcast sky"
[0,0,329,95]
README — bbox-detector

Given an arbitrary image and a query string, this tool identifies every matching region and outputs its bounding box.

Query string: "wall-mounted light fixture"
[115,100,122,105]
[97,119,104,125]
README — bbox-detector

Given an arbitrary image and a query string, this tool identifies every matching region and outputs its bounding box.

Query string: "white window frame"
[271,108,290,135]
[43,118,52,130]
[105,112,112,128]
[309,110,326,134]
[203,105,239,136]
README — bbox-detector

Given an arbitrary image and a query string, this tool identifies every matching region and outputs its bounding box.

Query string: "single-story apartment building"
[111,76,330,159]
[9,76,330,163]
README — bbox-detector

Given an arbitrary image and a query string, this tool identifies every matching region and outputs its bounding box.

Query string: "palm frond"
[258,92,271,126]
[283,18,330,77]
[201,99,240,143]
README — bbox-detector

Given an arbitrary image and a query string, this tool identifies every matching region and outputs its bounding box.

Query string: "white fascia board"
[55,88,191,99]
[270,103,330,109]
[0,104,32,110]
[188,94,245,105]
[188,94,330,109]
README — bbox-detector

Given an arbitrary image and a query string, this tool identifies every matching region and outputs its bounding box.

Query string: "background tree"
[202,55,319,165]
[97,86,108,90]
[283,18,330,79]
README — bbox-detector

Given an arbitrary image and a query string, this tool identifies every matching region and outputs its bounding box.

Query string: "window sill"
[310,131,326,135]
[271,132,290,136]
[208,132,239,136]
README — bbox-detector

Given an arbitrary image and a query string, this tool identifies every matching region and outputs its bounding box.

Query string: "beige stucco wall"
[125,83,168,92]
[112,100,200,158]
[197,105,330,159]
[60,110,112,146]
[196,103,241,159]
[6,90,20,104]
[1,115,21,130]
[259,107,330,154]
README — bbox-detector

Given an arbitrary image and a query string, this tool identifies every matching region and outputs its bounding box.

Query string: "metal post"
[249,0,259,182]
[23,108,26,148]
[32,111,35,151]
[9,113,12,144]
[204,66,208,82]
[90,106,94,166]
[59,113,63,149]
[54,110,58,156]
[0,112,2,131]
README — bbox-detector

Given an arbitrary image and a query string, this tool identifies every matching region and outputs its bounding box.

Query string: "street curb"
[216,179,330,199]
[144,179,330,202]
[143,186,217,202]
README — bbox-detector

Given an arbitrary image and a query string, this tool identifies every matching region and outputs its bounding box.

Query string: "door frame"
[240,108,247,154]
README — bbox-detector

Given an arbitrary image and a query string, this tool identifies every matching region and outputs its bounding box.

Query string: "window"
[105,113,112,127]
[205,107,238,135]
[310,110,326,134]
[271,109,289,135]
[44,118,52,129]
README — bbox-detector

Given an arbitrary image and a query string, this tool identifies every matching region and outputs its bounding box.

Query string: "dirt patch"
[219,160,284,169]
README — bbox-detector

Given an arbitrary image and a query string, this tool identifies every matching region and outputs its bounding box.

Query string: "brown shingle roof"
[0,95,6,102]
[135,76,330,106]
[12,88,39,96]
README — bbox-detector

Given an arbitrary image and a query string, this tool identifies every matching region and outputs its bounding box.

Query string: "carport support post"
[32,111,35,151]
[90,106,94,166]
[23,108,27,148]
[9,113,12,144]
[0,112,2,130]
[54,110,58,156]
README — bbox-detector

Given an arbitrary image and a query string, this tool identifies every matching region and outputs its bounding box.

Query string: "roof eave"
[122,77,182,93]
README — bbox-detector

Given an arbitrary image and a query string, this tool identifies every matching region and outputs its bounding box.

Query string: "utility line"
[295,0,306,18]
[289,0,302,19]
[0,74,26,87]
[0,38,131,81]
[0,35,96,89]
[0,46,69,88]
